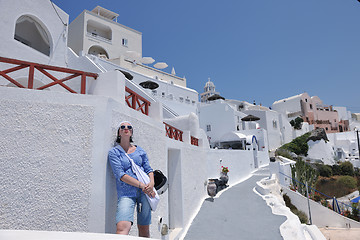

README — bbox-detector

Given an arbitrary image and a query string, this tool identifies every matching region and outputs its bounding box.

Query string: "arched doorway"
[88,45,109,59]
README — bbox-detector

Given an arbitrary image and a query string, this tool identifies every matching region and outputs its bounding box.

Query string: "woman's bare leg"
[116,221,131,235]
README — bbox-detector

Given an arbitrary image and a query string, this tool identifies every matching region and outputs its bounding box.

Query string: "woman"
[108,121,155,237]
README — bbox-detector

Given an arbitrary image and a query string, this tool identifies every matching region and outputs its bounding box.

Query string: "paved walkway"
[184,167,286,240]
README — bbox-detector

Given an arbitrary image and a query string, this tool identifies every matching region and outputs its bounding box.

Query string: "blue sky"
[52,0,360,112]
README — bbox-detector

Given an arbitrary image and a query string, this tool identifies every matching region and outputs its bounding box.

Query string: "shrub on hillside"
[275,148,294,160]
[279,132,311,156]
[283,194,309,224]
[337,176,357,190]
[292,209,309,224]
[316,176,357,198]
[340,161,354,176]
[332,165,342,176]
[316,164,333,177]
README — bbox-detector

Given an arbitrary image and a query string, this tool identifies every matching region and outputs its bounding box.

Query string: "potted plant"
[220,166,229,184]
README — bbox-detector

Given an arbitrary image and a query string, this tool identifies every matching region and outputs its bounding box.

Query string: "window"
[305,99,308,102]
[14,15,50,56]
[273,120,277,129]
[206,125,211,132]
[162,92,165,98]
[179,97,184,102]
[310,104,313,109]
[325,127,328,130]
[122,38,128,47]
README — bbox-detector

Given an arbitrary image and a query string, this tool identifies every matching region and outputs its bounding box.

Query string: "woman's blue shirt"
[108,145,153,198]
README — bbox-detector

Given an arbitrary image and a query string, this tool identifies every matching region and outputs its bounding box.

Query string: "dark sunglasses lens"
[128,126,132,130]
[120,125,132,130]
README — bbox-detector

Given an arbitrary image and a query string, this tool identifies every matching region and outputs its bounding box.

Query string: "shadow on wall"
[105,160,117,233]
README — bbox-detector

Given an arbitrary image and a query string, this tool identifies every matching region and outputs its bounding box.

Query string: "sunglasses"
[120,125,133,130]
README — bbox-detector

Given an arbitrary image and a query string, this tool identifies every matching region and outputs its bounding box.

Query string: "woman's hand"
[143,182,155,198]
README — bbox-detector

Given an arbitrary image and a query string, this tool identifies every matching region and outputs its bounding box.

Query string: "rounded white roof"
[220,131,247,142]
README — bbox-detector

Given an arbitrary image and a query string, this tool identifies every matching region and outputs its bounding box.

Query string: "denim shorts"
[116,189,151,225]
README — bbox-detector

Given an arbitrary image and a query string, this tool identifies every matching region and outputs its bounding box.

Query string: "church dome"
[204,79,215,92]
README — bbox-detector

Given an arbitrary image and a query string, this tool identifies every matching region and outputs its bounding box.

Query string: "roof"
[272,93,303,105]
[91,6,119,20]
[351,196,360,203]
[219,132,247,142]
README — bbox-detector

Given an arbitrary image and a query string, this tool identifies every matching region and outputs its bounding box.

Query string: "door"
[167,148,183,229]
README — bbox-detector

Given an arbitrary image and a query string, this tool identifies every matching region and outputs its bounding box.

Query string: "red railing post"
[28,64,35,89]
[81,74,86,94]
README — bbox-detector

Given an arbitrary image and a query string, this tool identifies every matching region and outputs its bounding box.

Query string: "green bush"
[332,165,342,176]
[283,194,297,211]
[316,164,333,177]
[340,161,354,176]
[337,176,357,189]
[283,194,309,224]
[290,117,304,130]
[275,148,294,160]
[292,209,309,224]
[280,132,311,156]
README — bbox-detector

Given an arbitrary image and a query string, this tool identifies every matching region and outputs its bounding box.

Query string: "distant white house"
[198,99,269,152]
[272,92,349,133]
[225,99,294,151]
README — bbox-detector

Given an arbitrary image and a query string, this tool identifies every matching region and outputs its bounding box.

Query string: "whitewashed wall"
[0,0,68,67]
[0,86,167,239]
[272,94,302,115]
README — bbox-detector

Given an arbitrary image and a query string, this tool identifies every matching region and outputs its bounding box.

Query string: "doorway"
[167,148,183,229]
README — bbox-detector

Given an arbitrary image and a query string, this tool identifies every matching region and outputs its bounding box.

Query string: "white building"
[67,6,199,118]
[68,6,186,87]
[198,99,269,152]
[225,100,294,151]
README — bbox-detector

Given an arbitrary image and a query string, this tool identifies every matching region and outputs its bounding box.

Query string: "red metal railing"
[125,87,151,116]
[164,122,183,142]
[191,136,199,146]
[0,57,98,94]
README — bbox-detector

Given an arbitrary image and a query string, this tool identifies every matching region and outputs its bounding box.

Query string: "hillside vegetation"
[276,132,311,157]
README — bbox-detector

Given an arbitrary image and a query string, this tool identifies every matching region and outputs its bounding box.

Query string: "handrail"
[125,87,151,116]
[163,122,183,142]
[0,57,98,94]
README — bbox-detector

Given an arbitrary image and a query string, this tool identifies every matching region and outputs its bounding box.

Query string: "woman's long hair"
[116,127,133,143]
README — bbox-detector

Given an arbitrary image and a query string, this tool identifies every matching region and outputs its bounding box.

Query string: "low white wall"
[269,157,295,187]
[283,187,360,228]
